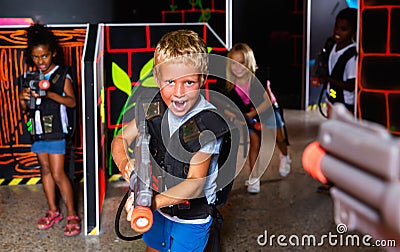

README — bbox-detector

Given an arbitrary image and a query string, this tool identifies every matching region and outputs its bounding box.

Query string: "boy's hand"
[124,192,135,222]
[121,159,135,183]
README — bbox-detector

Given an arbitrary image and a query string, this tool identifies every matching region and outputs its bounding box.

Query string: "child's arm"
[44,78,76,108]
[152,151,212,209]
[19,87,30,111]
[246,82,273,119]
[111,118,139,183]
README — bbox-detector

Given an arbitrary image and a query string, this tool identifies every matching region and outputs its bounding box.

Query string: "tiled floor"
[0,109,388,251]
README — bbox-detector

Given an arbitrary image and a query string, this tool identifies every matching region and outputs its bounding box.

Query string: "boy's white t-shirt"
[328,42,357,105]
[158,94,222,224]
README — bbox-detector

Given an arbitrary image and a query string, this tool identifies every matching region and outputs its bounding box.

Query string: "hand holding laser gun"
[21,70,51,109]
[127,120,153,233]
[302,103,400,246]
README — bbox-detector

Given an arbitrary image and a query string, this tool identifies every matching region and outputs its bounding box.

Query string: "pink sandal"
[37,209,63,230]
[64,215,81,237]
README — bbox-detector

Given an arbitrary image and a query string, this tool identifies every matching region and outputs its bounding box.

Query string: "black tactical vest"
[327,46,357,105]
[138,91,235,219]
[29,66,71,141]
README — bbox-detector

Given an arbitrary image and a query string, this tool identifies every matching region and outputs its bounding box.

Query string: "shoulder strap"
[178,110,230,152]
[139,89,167,164]
[50,65,71,88]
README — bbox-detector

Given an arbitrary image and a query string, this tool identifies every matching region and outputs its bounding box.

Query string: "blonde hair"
[226,43,258,91]
[153,29,208,86]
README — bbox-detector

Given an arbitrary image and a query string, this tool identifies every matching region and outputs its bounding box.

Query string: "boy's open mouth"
[173,100,187,111]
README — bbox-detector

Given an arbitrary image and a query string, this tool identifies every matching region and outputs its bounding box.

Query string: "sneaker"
[279,154,291,177]
[246,178,260,194]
